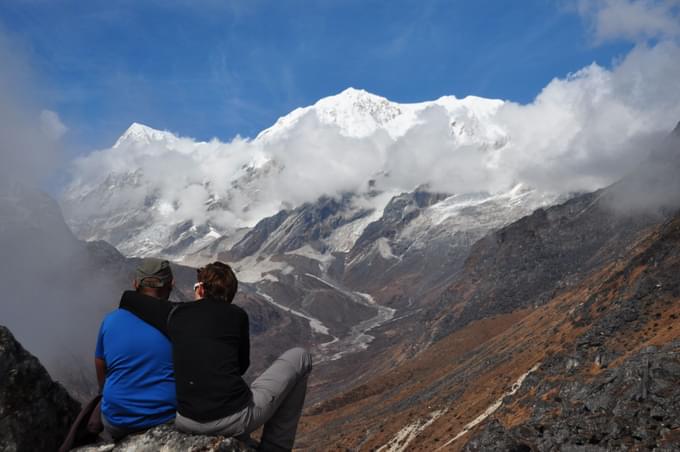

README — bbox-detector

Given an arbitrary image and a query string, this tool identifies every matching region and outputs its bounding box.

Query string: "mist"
[0,31,130,398]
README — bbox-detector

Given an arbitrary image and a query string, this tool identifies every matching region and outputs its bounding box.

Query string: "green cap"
[135,258,173,288]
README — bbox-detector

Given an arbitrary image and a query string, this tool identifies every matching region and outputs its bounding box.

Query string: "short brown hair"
[197,261,238,303]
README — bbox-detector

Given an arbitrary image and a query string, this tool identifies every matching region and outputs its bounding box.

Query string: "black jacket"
[119,291,251,422]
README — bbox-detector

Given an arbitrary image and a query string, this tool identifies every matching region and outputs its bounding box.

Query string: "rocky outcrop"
[0,325,80,452]
[464,341,680,451]
[73,424,253,452]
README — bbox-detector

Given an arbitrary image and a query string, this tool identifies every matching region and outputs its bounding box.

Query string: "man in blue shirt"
[95,258,176,439]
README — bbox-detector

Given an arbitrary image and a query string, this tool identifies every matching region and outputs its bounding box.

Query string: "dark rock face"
[228,194,373,261]
[73,424,253,452]
[431,190,658,341]
[341,189,459,295]
[464,341,680,451]
[0,325,80,452]
[226,209,290,260]
[349,189,448,256]
[433,132,680,341]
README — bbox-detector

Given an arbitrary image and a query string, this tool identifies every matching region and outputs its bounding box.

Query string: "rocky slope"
[296,202,680,451]
[294,131,680,450]
[465,341,680,451]
[464,210,680,451]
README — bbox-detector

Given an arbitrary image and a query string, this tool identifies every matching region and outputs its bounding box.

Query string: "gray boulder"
[0,325,80,452]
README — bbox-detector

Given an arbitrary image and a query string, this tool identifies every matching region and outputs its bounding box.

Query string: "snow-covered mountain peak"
[255,87,402,142]
[322,87,387,104]
[314,87,403,134]
[315,87,394,113]
[114,122,179,148]
[255,87,508,144]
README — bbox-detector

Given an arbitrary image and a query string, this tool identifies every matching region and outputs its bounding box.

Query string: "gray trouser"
[175,347,313,451]
[101,415,144,441]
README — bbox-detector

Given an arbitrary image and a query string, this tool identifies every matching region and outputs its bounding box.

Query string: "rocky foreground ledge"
[0,325,252,452]
[72,424,253,452]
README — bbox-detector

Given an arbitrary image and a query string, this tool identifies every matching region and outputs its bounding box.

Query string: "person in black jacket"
[119,261,312,452]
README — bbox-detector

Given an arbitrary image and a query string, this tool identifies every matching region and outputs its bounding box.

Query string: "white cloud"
[493,41,680,193]
[63,40,680,243]
[578,0,680,43]
[40,109,68,140]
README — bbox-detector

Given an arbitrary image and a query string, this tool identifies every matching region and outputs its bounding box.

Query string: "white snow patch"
[426,192,494,226]
[326,215,376,252]
[326,190,397,252]
[233,256,292,283]
[376,238,398,260]
[378,409,447,452]
[285,245,335,271]
[437,362,542,450]
[206,228,222,239]
[256,291,332,337]
[304,273,345,293]
[356,292,376,304]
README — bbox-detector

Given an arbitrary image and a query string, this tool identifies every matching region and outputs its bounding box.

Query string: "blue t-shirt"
[95,309,176,429]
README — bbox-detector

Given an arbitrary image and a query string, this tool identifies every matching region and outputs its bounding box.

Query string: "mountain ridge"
[59,87,519,262]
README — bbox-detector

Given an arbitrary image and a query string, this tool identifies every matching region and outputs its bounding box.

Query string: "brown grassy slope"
[295,212,680,451]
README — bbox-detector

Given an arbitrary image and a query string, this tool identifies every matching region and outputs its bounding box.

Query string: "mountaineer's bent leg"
[246,347,312,451]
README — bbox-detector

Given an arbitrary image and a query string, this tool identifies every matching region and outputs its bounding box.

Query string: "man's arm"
[239,310,250,375]
[118,290,174,336]
[95,358,106,392]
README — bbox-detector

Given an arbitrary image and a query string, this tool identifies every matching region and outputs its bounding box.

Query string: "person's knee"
[281,347,312,376]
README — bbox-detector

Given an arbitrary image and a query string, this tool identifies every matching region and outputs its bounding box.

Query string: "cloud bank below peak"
[65,39,680,229]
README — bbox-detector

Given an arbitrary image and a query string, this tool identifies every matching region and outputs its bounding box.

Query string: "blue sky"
[0,0,638,154]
